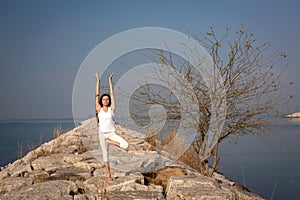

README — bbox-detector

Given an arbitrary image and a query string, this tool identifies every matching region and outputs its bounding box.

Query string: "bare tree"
[128,25,288,176]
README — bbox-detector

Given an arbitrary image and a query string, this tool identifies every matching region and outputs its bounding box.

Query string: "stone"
[212,172,264,200]
[107,189,165,200]
[10,163,33,178]
[0,177,33,194]
[30,154,69,171]
[0,117,264,200]
[29,171,49,184]
[166,175,235,200]
[230,184,264,200]
[0,180,77,200]
[105,172,145,191]
[74,194,98,200]
[143,166,187,191]
[47,165,91,182]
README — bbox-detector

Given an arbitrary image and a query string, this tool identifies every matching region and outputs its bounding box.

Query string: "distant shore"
[284,112,300,118]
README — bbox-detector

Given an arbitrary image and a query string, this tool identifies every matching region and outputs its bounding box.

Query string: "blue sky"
[0,0,299,119]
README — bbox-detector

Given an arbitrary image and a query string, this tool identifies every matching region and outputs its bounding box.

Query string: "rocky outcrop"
[0,118,264,199]
[166,175,263,200]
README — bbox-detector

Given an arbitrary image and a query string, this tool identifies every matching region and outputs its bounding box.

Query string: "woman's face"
[102,96,110,106]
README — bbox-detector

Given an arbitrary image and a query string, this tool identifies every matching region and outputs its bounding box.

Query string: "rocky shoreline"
[0,118,264,199]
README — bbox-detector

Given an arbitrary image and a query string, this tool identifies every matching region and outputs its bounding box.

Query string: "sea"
[0,119,75,167]
[0,117,299,199]
[218,118,300,200]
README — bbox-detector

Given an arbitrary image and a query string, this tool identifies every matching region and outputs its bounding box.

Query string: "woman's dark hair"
[96,93,111,125]
[99,93,111,107]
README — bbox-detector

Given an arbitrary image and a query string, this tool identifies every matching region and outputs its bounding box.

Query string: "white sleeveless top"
[98,107,115,133]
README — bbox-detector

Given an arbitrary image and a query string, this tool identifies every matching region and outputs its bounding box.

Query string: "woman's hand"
[95,73,99,80]
[109,73,113,82]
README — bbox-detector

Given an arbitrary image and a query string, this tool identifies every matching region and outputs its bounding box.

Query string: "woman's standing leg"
[99,133,112,181]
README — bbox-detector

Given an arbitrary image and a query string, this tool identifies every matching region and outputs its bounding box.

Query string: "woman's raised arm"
[95,73,101,113]
[108,73,115,112]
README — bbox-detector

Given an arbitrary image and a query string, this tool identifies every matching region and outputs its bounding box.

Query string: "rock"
[108,150,175,173]
[166,175,265,200]
[106,172,145,191]
[79,177,102,195]
[29,170,49,184]
[0,180,77,200]
[63,154,85,164]
[143,166,187,191]
[46,165,90,182]
[74,194,98,200]
[212,172,264,200]
[107,186,165,200]
[0,177,33,194]
[10,163,33,178]
[166,175,235,199]
[0,117,264,200]
[231,183,264,200]
[30,154,69,171]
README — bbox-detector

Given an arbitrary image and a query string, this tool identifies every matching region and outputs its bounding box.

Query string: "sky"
[0,0,300,120]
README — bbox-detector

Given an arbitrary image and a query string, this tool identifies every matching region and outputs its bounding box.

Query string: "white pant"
[99,131,129,162]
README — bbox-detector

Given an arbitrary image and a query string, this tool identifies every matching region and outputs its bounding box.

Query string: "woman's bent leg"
[106,139,120,147]
[109,133,129,149]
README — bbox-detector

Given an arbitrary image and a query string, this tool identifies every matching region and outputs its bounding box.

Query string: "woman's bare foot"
[107,176,113,182]
[125,144,130,151]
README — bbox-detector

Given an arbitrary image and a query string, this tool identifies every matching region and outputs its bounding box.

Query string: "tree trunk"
[209,143,220,177]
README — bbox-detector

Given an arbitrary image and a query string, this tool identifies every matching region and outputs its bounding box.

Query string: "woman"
[95,72,129,182]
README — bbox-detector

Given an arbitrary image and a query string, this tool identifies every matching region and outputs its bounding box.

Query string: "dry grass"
[99,179,107,200]
[53,125,63,138]
[27,135,42,152]
[143,167,186,191]
[33,148,52,158]
[77,140,88,153]
[17,134,45,160]
[178,146,203,172]
[27,142,36,152]
[17,141,23,159]
[144,136,158,151]
[53,125,65,148]
[144,132,195,191]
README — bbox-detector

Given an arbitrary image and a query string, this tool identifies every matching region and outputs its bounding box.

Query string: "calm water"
[219,118,300,199]
[0,118,299,199]
[0,119,75,167]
